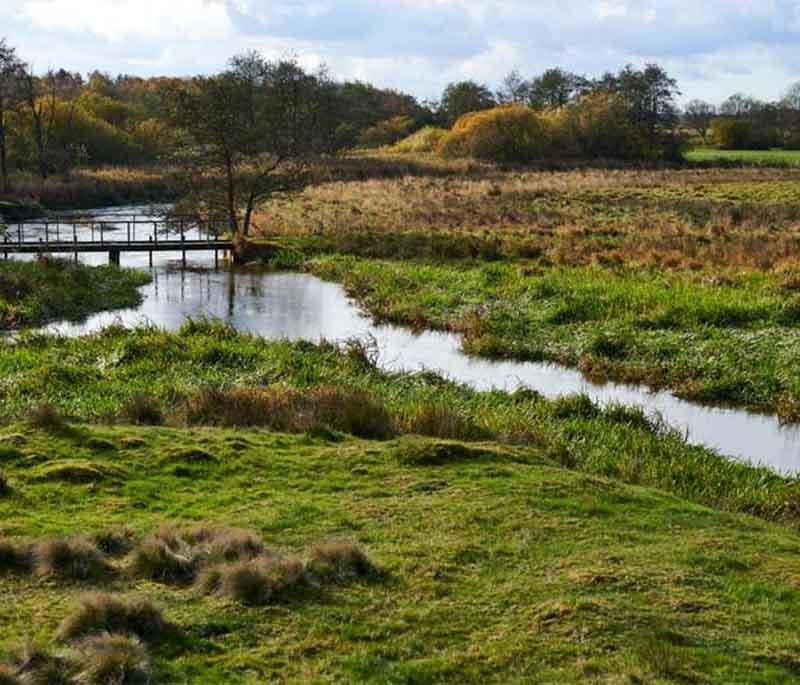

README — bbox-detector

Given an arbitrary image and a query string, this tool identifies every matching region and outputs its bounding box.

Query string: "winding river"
[10,206,800,474]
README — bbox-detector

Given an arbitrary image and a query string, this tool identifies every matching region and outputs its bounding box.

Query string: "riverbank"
[306,256,800,422]
[1,420,799,683]
[2,167,182,213]
[2,320,797,525]
[0,258,151,330]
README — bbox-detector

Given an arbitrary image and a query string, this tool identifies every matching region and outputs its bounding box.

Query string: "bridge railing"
[1,216,233,248]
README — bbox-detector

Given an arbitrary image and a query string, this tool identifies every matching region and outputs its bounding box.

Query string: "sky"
[2,0,799,105]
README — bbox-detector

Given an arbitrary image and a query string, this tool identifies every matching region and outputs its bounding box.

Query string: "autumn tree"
[169,53,334,239]
[0,38,24,193]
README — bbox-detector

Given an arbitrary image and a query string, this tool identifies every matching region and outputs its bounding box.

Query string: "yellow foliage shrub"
[393,126,449,153]
[436,105,556,163]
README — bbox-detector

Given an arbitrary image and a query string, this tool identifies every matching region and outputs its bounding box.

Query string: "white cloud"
[20,0,234,42]
[2,0,799,103]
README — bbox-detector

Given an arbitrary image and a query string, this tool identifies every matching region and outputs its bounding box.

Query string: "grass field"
[4,153,800,683]
[686,147,800,165]
[1,419,800,682]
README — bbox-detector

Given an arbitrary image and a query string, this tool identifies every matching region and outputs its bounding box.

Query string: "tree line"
[684,89,800,149]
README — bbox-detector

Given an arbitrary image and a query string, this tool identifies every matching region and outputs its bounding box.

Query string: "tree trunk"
[225,156,238,237]
[0,114,7,194]
[242,193,255,238]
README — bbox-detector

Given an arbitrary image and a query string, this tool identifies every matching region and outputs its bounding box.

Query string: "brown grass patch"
[307,541,377,582]
[27,403,67,431]
[171,385,396,440]
[199,556,307,606]
[58,594,166,642]
[35,537,111,581]
[0,540,31,574]
[71,634,151,685]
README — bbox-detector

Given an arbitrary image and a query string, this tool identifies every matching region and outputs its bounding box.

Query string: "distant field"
[686,147,800,165]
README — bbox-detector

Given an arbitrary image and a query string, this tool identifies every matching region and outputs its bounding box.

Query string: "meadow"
[1,420,800,683]
[247,154,800,420]
[686,147,800,166]
[4,152,800,683]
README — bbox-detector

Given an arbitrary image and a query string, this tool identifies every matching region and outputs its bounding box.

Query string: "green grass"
[0,258,151,330]
[1,422,800,683]
[686,147,800,165]
[1,321,797,526]
[308,256,800,421]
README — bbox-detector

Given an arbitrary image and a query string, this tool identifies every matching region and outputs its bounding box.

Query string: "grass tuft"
[10,644,71,685]
[92,527,137,558]
[119,393,164,426]
[201,556,308,607]
[399,401,490,441]
[32,460,120,484]
[57,594,166,642]
[72,634,151,685]
[307,541,376,582]
[0,540,31,574]
[35,537,110,581]
[27,404,67,432]
[184,525,265,564]
[129,533,195,585]
[392,438,500,467]
[173,385,396,440]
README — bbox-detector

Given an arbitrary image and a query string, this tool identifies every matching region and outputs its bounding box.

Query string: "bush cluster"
[398,96,686,164]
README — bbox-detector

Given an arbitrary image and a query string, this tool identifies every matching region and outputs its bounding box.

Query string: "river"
[10,206,800,474]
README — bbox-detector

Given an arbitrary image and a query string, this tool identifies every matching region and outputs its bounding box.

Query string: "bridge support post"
[214,249,219,269]
[109,248,120,266]
[148,236,153,268]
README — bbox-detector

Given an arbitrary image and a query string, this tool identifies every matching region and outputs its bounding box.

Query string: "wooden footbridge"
[1,215,234,267]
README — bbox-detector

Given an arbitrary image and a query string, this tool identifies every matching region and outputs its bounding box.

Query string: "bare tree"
[684,100,716,142]
[497,69,531,105]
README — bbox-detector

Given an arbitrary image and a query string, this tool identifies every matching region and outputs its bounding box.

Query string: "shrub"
[119,393,164,426]
[0,540,30,574]
[711,118,781,151]
[359,115,417,148]
[393,126,449,153]
[0,470,9,497]
[35,537,110,580]
[556,93,642,160]
[438,105,556,163]
[58,594,166,642]
[201,556,307,606]
[307,541,376,581]
[72,634,151,685]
